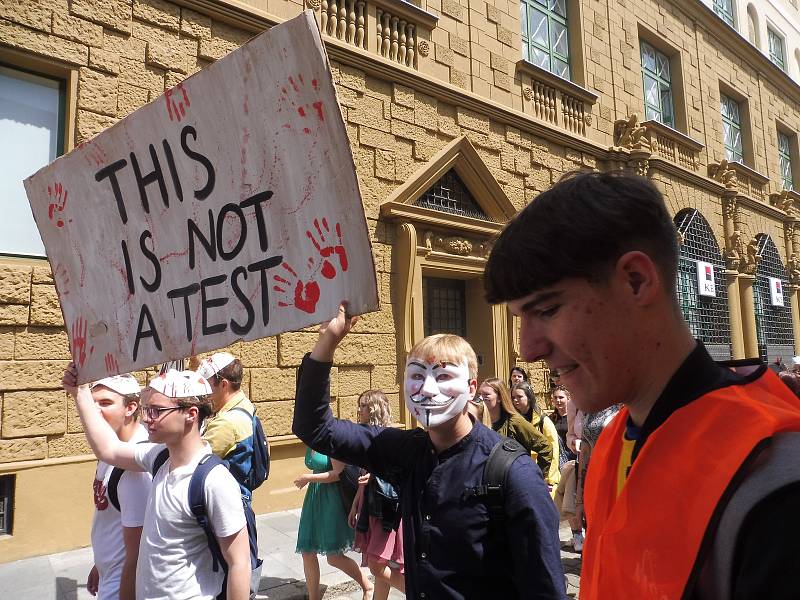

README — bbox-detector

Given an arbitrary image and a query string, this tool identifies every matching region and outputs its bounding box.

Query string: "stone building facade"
[1,0,799,560]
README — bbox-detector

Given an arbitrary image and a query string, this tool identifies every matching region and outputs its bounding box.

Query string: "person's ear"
[124,401,138,419]
[184,405,199,425]
[469,378,478,395]
[614,251,661,305]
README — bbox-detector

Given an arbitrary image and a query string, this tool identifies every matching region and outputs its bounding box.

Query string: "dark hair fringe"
[484,171,679,304]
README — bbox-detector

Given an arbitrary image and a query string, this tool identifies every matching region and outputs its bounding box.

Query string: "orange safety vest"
[581,369,800,599]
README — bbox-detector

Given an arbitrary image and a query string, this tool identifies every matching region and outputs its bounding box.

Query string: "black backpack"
[151,449,263,600]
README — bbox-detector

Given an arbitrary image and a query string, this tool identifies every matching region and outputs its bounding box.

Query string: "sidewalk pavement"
[0,508,580,599]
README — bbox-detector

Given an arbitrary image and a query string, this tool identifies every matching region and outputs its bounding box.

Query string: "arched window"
[747,3,760,47]
[674,209,732,359]
[754,234,795,363]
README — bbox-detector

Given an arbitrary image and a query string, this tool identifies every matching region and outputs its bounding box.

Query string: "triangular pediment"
[380,136,517,235]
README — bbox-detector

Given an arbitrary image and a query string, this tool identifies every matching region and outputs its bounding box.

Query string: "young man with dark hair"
[484,171,800,599]
[197,352,257,496]
[64,365,251,600]
[86,375,151,600]
[293,309,565,599]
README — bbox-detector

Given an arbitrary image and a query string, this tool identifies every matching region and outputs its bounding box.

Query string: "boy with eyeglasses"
[64,364,250,600]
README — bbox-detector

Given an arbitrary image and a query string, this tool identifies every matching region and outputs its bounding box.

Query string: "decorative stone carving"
[631,157,649,177]
[305,0,321,9]
[722,196,737,222]
[676,230,685,247]
[417,40,429,57]
[743,238,761,275]
[522,86,533,101]
[708,160,738,189]
[770,190,796,215]
[789,253,800,285]
[613,114,650,150]
[725,229,747,271]
[584,113,592,126]
[422,231,490,258]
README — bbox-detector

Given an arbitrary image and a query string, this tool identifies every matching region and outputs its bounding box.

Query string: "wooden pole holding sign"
[24,11,378,384]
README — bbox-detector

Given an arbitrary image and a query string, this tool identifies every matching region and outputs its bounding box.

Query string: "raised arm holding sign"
[25,11,378,383]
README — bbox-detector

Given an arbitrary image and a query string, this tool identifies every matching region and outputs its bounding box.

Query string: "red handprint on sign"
[71,316,94,368]
[306,218,349,280]
[278,75,325,135]
[47,182,69,227]
[273,262,320,314]
[165,82,190,122]
[104,353,119,375]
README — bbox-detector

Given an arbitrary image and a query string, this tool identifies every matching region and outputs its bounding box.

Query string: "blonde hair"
[408,334,478,380]
[480,377,518,417]
[357,389,391,426]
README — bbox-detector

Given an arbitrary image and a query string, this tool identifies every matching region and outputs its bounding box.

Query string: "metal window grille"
[768,28,786,71]
[713,0,735,27]
[674,209,732,360]
[0,475,14,536]
[721,94,743,163]
[754,234,795,363]
[640,40,674,128]
[414,170,492,221]
[520,0,570,79]
[778,131,794,191]
[423,277,467,338]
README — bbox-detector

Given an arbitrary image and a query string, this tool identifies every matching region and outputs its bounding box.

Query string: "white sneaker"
[572,532,584,553]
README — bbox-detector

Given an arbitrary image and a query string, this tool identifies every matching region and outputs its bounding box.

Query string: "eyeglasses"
[143,405,184,420]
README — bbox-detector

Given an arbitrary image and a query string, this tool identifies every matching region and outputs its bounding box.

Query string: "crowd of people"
[59,170,800,600]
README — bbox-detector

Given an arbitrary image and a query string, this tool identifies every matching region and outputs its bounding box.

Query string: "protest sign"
[24,11,378,383]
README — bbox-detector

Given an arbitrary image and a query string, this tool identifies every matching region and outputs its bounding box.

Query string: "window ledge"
[373,0,439,29]
[516,59,598,104]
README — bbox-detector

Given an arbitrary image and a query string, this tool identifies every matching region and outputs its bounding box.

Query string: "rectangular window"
[0,475,14,536]
[640,40,674,128]
[520,0,570,80]
[423,277,466,338]
[779,131,794,191]
[0,64,66,257]
[721,94,744,163]
[713,0,736,27]
[768,27,786,70]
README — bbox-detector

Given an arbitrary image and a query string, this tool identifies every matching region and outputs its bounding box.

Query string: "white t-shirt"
[91,425,152,600]
[133,442,246,600]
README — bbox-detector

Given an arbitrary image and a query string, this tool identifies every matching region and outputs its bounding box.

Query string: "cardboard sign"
[24,12,378,383]
[696,260,716,297]
[769,277,785,307]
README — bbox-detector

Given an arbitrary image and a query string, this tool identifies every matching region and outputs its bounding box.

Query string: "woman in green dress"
[294,447,373,600]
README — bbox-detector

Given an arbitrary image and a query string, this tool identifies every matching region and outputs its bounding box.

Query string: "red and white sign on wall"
[696,261,716,297]
[769,277,785,307]
[24,12,378,383]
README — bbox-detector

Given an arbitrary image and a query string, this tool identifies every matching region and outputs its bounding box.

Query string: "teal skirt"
[295,449,354,555]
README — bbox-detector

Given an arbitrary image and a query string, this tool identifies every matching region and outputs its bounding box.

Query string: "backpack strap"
[188,453,227,574]
[465,439,528,517]
[151,447,170,478]
[107,440,153,512]
[107,467,125,513]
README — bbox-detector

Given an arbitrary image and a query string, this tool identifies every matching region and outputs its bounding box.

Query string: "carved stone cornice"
[421,231,492,259]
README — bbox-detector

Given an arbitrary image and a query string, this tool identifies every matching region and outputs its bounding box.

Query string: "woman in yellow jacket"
[511,382,561,496]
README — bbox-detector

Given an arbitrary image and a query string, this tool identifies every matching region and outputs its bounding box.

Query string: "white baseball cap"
[197,352,237,380]
[792,356,800,366]
[148,369,213,398]
[92,374,141,396]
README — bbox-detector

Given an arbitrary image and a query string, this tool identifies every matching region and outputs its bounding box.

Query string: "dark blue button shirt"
[292,355,566,600]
